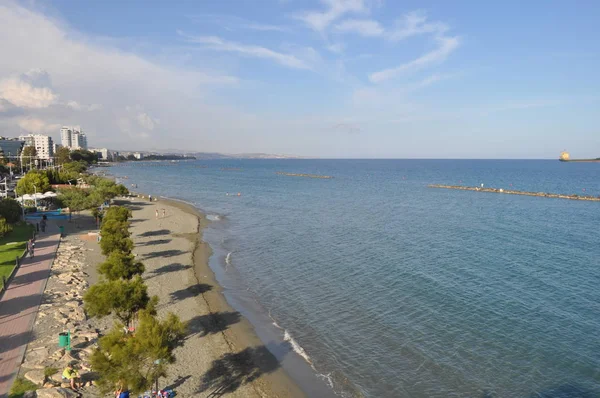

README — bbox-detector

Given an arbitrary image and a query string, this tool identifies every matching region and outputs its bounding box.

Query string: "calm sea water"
[108,160,600,398]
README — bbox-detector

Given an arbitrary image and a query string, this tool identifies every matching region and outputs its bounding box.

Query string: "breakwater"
[276,172,333,179]
[429,184,600,202]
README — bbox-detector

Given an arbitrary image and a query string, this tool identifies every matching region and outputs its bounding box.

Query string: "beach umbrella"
[22,194,34,201]
[43,191,58,198]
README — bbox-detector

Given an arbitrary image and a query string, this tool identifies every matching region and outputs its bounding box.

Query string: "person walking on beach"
[155,209,159,219]
[149,194,152,202]
[162,208,166,218]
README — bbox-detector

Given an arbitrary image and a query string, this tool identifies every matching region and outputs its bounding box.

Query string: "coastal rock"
[65,301,81,308]
[25,347,49,364]
[51,348,65,360]
[24,369,46,385]
[36,387,79,398]
[23,391,37,398]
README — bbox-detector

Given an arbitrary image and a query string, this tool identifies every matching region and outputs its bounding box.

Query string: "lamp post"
[33,184,37,209]
[16,186,25,221]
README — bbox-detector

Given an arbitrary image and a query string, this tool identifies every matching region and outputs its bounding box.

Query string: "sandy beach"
[122,195,306,397]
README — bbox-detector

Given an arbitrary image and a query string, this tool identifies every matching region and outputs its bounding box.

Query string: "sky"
[0,0,599,158]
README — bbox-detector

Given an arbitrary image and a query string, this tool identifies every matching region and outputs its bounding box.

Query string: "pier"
[429,184,600,202]
[276,172,333,179]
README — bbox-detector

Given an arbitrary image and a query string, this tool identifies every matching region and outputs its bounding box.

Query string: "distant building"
[90,147,112,161]
[60,126,88,150]
[133,152,143,160]
[0,138,25,159]
[18,134,54,160]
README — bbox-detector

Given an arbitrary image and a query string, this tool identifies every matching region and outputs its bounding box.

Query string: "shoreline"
[124,194,309,397]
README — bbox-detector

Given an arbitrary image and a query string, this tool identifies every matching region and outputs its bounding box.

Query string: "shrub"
[0,198,22,224]
[0,216,13,238]
[16,170,50,194]
[103,206,132,223]
[98,251,144,281]
[100,220,133,255]
[90,310,186,395]
[84,276,157,326]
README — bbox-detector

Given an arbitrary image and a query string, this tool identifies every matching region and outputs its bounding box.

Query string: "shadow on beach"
[138,229,171,237]
[170,283,212,303]
[144,249,186,260]
[187,311,241,338]
[147,263,191,279]
[197,343,289,397]
[138,238,172,246]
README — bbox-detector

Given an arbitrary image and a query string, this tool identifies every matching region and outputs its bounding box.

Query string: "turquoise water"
[109,160,600,397]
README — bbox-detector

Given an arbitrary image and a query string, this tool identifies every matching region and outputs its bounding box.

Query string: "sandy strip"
[122,196,306,397]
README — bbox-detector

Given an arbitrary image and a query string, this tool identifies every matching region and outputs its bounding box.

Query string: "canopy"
[43,191,58,198]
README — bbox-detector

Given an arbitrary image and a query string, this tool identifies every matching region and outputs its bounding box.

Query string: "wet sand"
[122,196,306,397]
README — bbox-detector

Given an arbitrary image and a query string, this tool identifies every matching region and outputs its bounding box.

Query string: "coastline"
[124,194,307,397]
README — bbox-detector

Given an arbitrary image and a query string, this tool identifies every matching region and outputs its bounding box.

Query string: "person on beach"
[162,208,166,218]
[156,209,159,219]
[149,194,152,202]
[62,363,81,390]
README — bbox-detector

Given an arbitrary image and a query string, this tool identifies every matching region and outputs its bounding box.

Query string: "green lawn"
[0,223,34,283]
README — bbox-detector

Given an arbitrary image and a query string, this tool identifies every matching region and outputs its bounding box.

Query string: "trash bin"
[58,332,70,348]
[59,226,65,236]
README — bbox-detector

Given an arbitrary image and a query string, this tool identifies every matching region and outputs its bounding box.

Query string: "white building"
[90,148,112,161]
[133,152,143,160]
[18,134,54,160]
[60,126,88,150]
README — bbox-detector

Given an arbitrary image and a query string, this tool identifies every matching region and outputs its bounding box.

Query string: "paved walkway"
[0,233,60,398]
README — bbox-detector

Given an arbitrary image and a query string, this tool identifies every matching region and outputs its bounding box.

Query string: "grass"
[0,223,34,283]
[8,377,38,398]
[43,366,58,378]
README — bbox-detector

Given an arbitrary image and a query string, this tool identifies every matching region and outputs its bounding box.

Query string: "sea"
[107,159,600,398]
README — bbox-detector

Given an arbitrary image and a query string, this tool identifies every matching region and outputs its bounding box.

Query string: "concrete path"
[0,233,60,398]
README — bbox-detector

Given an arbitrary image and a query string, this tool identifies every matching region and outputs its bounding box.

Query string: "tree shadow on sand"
[138,239,172,246]
[138,229,171,237]
[187,311,241,338]
[144,249,186,260]
[169,283,212,302]
[146,263,191,279]
[198,343,290,397]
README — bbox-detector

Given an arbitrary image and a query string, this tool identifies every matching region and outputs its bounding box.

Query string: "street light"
[33,184,37,209]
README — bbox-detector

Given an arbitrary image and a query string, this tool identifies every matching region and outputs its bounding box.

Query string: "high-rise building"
[0,138,25,160]
[61,126,88,150]
[18,134,54,160]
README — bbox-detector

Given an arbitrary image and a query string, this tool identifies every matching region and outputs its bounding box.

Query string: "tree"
[90,310,186,395]
[57,188,89,212]
[98,251,144,281]
[70,150,98,164]
[0,216,12,238]
[21,146,37,159]
[55,146,71,165]
[103,206,132,223]
[16,170,50,194]
[62,161,87,174]
[84,276,157,326]
[100,219,133,255]
[0,198,22,224]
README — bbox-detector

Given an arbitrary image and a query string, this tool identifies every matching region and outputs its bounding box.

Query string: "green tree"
[57,188,89,212]
[62,161,87,174]
[103,206,132,223]
[90,310,186,395]
[16,170,50,194]
[83,276,157,326]
[0,216,13,238]
[0,198,22,224]
[98,251,144,281]
[71,150,98,164]
[21,146,37,159]
[55,146,71,165]
[100,219,133,255]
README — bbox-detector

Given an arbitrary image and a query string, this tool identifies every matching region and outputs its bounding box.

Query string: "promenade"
[0,233,60,398]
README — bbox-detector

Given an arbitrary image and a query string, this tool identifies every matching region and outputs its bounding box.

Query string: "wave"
[206,214,223,221]
[225,252,232,266]
[284,329,313,365]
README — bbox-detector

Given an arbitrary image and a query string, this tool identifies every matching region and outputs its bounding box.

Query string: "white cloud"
[137,112,157,130]
[294,0,370,32]
[326,42,346,53]
[180,33,312,70]
[243,23,288,32]
[0,73,58,108]
[389,10,448,41]
[18,117,60,133]
[369,36,460,83]
[67,100,103,111]
[334,19,384,36]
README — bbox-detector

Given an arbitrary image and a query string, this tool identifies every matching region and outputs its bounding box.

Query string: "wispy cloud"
[0,70,58,109]
[188,14,289,33]
[369,36,460,83]
[179,32,312,70]
[294,0,370,32]
[388,10,448,41]
[334,19,384,36]
[243,23,288,32]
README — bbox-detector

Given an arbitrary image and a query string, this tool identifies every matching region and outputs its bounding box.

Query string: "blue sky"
[0,0,599,158]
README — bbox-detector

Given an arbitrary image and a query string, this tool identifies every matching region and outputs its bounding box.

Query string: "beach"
[123,195,305,397]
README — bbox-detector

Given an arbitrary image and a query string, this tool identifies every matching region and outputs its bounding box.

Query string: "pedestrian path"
[0,233,60,398]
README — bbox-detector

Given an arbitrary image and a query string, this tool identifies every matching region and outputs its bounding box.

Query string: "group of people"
[155,208,166,219]
[62,363,130,397]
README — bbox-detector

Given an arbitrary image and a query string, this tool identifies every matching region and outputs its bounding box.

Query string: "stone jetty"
[429,184,600,202]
